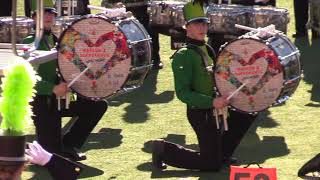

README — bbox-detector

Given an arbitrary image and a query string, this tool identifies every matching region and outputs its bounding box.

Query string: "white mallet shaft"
[214,109,220,129]
[68,63,91,88]
[223,107,228,131]
[87,5,108,11]
[235,24,279,36]
[235,24,257,32]
[66,93,70,109]
[57,96,61,111]
[227,82,248,101]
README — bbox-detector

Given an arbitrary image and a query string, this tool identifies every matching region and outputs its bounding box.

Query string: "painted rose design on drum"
[214,39,284,112]
[59,26,130,88]
[58,17,131,97]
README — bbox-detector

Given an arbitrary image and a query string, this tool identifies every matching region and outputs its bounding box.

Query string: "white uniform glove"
[104,7,126,17]
[25,141,53,166]
[257,24,276,38]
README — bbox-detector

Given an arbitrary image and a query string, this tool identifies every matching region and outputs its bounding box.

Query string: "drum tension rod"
[279,50,300,61]
[127,38,152,46]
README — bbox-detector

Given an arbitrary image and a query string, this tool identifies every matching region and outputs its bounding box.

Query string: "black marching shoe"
[152,140,167,170]
[63,146,87,161]
[223,156,239,166]
[298,153,320,177]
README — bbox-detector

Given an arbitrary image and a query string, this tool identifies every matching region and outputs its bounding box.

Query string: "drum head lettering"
[58,16,131,100]
[214,38,284,113]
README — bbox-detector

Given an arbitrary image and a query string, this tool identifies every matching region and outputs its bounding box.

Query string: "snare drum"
[248,7,289,34]
[171,4,185,29]
[51,15,82,38]
[214,33,301,113]
[57,15,152,100]
[148,1,186,28]
[0,17,34,43]
[207,4,248,35]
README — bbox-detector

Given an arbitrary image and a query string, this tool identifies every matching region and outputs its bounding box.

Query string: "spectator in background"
[293,0,308,38]
[308,0,320,39]
[0,0,12,16]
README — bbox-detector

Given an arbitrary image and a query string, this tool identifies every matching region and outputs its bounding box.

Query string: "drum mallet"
[87,5,126,16]
[235,24,280,36]
[57,63,92,110]
[87,5,109,11]
[214,81,248,131]
[65,63,92,109]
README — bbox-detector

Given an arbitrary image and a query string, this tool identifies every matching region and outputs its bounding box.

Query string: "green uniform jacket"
[23,34,57,95]
[171,43,215,109]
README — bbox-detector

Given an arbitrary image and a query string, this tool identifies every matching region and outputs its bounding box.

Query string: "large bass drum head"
[214,38,284,113]
[57,16,132,100]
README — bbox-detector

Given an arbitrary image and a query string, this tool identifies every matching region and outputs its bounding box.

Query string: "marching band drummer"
[23,0,108,161]
[151,1,254,171]
[207,0,273,149]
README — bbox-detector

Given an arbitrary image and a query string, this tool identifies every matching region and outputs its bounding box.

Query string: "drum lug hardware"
[279,50,299,61]
[284,76,301,85]
[276,96,290,104]
[127,38,152,45]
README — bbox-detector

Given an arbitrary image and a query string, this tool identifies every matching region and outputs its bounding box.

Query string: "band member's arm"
[45,153,82,180]
[23,36,58,95]
[172,49,213,109]
[26,141,83,180]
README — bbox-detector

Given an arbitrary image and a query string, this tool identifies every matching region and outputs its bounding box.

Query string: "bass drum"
[214,33,302,113]
[57,15,152,101]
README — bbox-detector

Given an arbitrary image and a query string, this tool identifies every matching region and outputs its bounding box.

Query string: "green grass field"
[15,0,320,179]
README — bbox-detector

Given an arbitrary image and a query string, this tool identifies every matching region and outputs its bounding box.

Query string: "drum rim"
[213,35,297,113]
